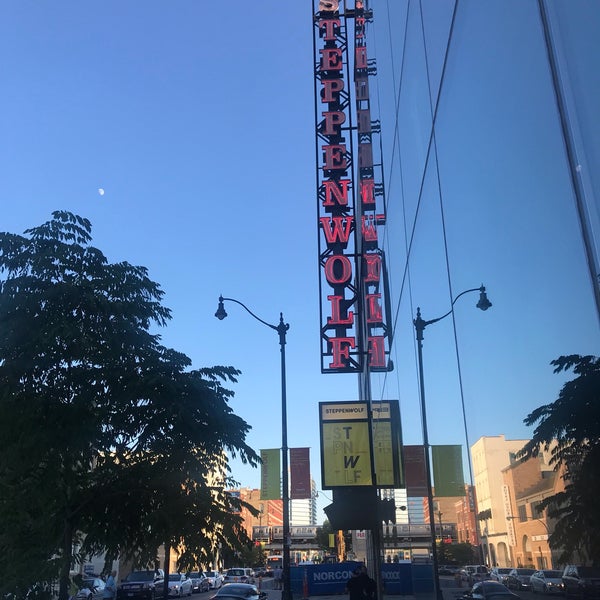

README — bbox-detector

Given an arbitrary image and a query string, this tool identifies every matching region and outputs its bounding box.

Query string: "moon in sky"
[98,188,105,196]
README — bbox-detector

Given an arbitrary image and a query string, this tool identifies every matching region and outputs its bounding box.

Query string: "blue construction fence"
[289,561,434,596]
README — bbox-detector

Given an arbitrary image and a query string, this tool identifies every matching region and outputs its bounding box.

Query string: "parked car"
[506,568,535,591]
[439,565,460,576]
[462,566,491,584]
[223,569,250,585]
[490,568,512,585]
[187,572,209,593]
[76,577,106,600]
[562,565,600,600]
[118,570,165,600]
[530,570,564,595]
[167,574,193,597]
[210,583,266,600]
[204,571,223,589]
[462,581,521,600]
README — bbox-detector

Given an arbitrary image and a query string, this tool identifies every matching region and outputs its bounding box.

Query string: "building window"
[518,504,527,522]
[530,500,543,518]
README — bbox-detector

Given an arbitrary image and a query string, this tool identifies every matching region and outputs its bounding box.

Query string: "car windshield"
[206,572,217,577]
[168,574,183,581]
[497,569,511,574]
[126,572,155,581]
[516,569,535,575]
[543,571,562,578]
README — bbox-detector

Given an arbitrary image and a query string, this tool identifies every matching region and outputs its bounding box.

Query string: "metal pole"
[277,315,292,600]
[215,298,291,600]
[414,309,443,600]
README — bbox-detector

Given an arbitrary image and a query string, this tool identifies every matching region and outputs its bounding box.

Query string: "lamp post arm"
[414,286,489,341]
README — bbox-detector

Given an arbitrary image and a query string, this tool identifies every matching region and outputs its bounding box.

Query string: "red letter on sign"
[320,48,343,71]
[363,253,381,283]
[322,110,346,135]
[327,295,354,325]
[319,18,340,41]
[368,336,386,368]
[323,179,350,208]
[321,79,344,102]
[365,293,383,324]
[360,178,375,207]
[324,255,353,284]
[320,216,353,245]
[330,337,356,368]
[323,144,347,170]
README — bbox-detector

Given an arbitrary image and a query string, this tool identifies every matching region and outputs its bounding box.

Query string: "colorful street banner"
[290,447,311,499]
[403,445,428,497]
[432,445,465,497]
[260,448,280,500]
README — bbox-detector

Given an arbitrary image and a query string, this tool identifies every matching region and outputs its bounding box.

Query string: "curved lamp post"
[215,296,291,600]
[413,285,492,600]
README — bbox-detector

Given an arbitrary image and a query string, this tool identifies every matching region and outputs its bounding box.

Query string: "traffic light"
[379,498,396,524]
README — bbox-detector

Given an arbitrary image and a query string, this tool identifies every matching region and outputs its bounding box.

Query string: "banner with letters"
[319,400,402,488]
[260,448,281,500]
[290,447,311,499]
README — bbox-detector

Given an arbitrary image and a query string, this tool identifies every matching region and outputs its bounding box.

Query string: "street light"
[215,295,291,600]
[413,285,492,600]
[506,515,549,533]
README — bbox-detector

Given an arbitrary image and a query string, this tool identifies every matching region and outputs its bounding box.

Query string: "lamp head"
[476,285,492,311]
[215,296,228,320]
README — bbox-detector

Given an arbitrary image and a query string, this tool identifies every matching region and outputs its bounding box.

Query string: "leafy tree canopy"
[0,212,260,599]
[519,355,600,566]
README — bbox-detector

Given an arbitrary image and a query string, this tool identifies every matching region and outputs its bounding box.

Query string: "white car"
[204,571,223,589]
[530,569,564,595]
[167,574,192,597]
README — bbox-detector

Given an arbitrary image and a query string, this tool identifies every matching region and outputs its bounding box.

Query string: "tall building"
[290,479,317,525]
[471,435,529,567]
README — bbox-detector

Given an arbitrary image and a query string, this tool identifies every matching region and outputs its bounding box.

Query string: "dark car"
[463,581,521,600]
[118,570,165,600]
[210,583,266,600]
[562,565,600,600]
[506,569,535,591]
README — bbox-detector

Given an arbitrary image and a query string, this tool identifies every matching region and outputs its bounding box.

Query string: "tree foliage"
[519,355,600,566]
[0,212,260,599]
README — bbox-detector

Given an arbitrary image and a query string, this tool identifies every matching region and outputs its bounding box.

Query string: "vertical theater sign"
[313,0,392,374]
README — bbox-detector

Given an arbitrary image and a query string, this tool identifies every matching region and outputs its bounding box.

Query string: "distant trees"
[0,212,260,600]
[519,355,600,566]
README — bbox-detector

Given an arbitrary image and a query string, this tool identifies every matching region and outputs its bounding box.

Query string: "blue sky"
[1,1,599,522]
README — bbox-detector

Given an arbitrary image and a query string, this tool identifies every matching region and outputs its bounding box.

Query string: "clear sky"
[2,1,599,522]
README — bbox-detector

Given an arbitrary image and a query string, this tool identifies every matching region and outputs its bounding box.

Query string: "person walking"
[103,571,117,600]
[274,566,283,590]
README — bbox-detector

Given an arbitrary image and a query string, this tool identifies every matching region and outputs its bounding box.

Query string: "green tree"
[0,212,260,599]
[519,355,600,566]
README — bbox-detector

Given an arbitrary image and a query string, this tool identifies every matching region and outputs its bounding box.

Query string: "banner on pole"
[290,447,311,499]
[432,445,465,497]
[404,445,428,497]
[260,448,281,500]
